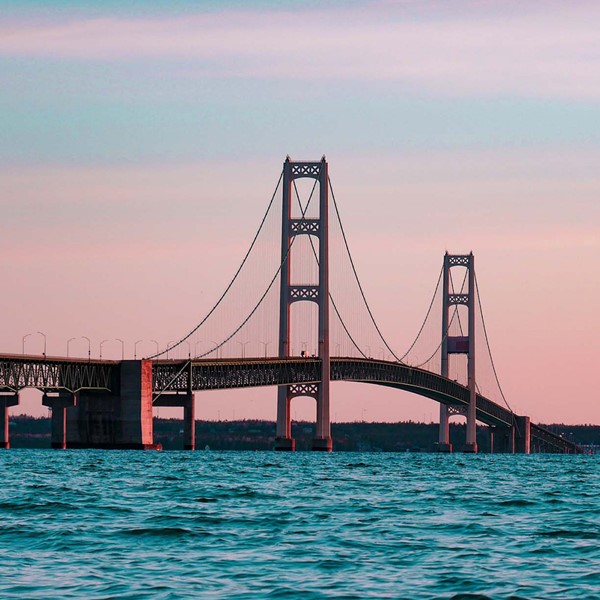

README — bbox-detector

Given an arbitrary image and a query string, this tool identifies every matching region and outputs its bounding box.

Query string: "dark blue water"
[0,451,598,599]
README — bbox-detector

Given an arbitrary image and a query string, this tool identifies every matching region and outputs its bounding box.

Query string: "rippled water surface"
[0,451,598,599]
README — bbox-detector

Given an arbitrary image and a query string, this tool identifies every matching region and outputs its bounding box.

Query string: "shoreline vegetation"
[6,416,598,452]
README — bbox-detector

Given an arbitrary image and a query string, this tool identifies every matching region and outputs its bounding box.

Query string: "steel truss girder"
[0,356,114,393]
[152,358,581,454]
[154,358,511,425]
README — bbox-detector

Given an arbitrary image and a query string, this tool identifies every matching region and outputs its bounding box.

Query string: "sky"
[1,0,599,425]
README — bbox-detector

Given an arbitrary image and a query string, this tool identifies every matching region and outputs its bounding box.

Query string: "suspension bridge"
[0,157,581,454]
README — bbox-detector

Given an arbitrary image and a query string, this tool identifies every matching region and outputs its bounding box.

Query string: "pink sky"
[1,1,599,425]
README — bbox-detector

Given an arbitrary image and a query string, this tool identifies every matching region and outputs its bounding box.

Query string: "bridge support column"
[0,393,19,449]
[514,416,530,454]
[490,425,514,453]
[438,404,452,452]
[183,393,196,451]
[275,389,295,451]
[43,391,76,449]
[116,360,156,449]
[153,391,196,450]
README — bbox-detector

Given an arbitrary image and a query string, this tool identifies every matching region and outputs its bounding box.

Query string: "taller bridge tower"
[275,157,331,451]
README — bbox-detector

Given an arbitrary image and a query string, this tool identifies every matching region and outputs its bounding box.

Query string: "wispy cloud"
[1,2,599,98]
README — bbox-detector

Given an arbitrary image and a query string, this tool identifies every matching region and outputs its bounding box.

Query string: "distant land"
[7,416,599,452]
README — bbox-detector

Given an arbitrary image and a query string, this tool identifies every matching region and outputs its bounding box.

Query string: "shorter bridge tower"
[275,157,331,451]
[438,252,478,453]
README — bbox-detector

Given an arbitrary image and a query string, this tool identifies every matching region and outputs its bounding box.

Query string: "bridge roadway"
[0,354,581,453]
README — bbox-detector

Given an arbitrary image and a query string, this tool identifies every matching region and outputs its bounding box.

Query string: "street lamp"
[134,339,143,360]
[22,333,32,355]
[67,337,76,358]
[150,340,159,356]
[116,338,125,360]
[82,336,91,361]
[194,340,203,357]
[37,331,46,358]
[379,347,385,360]
[211,340,220,359]
[182,340,191,359]
[366,345,371,358]
[237,341,250,359]
[99,339,109,359]
[260,341,270,358]
[166,340,176,360]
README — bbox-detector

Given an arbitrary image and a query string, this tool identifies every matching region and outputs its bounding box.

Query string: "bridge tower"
[275,157,331,451]
[438,252,478,453]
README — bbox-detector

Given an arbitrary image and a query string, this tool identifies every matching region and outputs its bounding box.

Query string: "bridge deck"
[0,354,582,453]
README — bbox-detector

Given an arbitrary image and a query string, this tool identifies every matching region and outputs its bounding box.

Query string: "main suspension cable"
[328,177,404,362]
[411,268,468,368]
[400,266,443,361]
[474,273,515,415]
[146,170,284,359]
[292,180,367,359]
[189,168,322,360]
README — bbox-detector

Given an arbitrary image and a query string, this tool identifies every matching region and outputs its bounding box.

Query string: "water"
[0,451,598,599]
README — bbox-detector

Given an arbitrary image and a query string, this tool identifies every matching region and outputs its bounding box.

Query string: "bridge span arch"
[153,357,513,428]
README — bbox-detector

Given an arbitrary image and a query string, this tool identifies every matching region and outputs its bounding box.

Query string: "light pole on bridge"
[100,339,109,359]
[166,341,176,360]
[211,341,220,359]
[22,332,46,356]
[37,331,46,358]
[82,336,91,361]
[67,337,76,358]
[134,340,143,360]
[237,341,250,359]
[22,333,32,355]
[260,341,270,358]
[194,340,203,357]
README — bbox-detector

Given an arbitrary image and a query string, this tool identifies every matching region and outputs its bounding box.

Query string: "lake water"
[0,451,598,599]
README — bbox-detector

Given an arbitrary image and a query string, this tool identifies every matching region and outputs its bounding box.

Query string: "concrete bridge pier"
[183,394,195,450]
[154,391,196,450]
[115,360,155,449]
[275,390,295,451]
[43,391,76,449]
[66,360,156,449]
[0,393,19,449]
[438,404,452,452]
[514,416,530,454]
[489,417,530,454]
[490,424,514,453]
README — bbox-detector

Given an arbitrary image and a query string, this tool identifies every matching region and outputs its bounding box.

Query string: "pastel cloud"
[1,2,599,99]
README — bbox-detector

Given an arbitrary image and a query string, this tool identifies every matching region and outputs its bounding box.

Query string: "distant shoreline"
[6,416,598,452]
